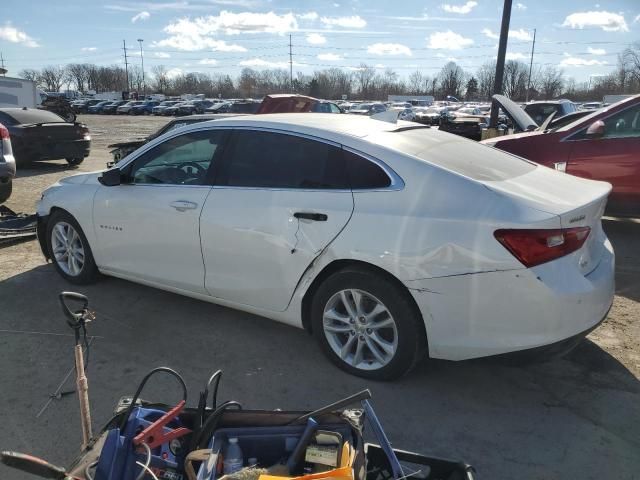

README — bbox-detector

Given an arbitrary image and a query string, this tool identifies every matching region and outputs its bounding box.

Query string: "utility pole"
[525,28,536,102]
[123,40,130,92]
[289,34,293,92]
[489,0,513,130]
[138,38,145,98]
[0,52,5,76]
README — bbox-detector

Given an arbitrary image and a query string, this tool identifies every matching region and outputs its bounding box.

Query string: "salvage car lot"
[1,114,640,479]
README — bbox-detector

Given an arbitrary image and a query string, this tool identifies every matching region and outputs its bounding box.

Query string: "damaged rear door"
[199,129,353,312]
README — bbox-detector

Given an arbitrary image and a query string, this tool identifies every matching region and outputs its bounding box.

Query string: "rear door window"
[218,130,347,189]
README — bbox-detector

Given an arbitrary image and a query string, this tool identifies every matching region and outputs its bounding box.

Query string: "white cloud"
[508,28,532,41]
[515,3,527,10]
[154,36,246,52]
[587,47,606,55]
[320,15,366,28]
[481,28,531,41]
[635,14,640,23]
[0,23,39,47]
[81,47,97,52]
[560,56,608,67]
[441,1,477,14]
[199,58,218,65]
[298,12,319,21]
[481,28,499,39]
[239,58,291,68]
[131,11,150,23]
[374,63,385,69]
[427,30,473,50]
[164,11,297,36]
[506,52,527,60]
[153,52,171,58]
[306,33,326,45]
[166,68,183,78]
[562,11,628,32]
[317,53,342,61]
[367,43,412,56]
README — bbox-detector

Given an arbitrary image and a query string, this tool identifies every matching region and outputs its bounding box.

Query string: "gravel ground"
[1,114,639,480]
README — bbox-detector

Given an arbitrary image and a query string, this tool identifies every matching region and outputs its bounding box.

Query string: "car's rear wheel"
[66,157,84,166]
[311,267,426,380]
[0,178,12,204]
[47,210,99,284]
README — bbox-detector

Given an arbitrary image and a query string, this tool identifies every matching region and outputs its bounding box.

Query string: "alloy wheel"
[323,289,398,370]
[51,221,85,277]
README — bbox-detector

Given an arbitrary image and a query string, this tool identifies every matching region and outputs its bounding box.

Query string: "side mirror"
[586,120,605,137]
[98,168,122,186]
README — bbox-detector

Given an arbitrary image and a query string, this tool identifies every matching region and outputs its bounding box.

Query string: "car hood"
[58,170,103,185]
[492,94,537,131]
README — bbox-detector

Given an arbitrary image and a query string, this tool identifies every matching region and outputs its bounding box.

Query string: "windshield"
[373,128,535,181]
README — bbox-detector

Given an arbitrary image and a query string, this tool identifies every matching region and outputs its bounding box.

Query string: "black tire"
[311,267,426,380]
[0,179,12,204]
[46,210,100,284]
[66,157,84,166]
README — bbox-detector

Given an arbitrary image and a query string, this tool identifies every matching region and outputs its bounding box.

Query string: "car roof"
[0,107,66,124]
[195,112,422,139]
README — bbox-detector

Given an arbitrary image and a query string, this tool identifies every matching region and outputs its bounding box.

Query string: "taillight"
[494,227,591,268]
[0,123,9,140]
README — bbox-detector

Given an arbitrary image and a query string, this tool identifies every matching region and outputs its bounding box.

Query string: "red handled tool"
[132,399,192,449]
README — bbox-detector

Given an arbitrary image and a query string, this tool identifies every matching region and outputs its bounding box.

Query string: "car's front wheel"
[311,267,426,380]
[0,178,12,204]
[66,157,84,166]
[47,210,99,284]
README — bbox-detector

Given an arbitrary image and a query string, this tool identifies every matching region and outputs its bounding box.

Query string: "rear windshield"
[0,108,65,125]
[372,128,536,181]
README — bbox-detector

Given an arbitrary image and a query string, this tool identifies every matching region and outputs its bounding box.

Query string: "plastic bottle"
[223,437,244,474]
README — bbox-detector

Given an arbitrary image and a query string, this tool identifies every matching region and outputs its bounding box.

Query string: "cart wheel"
[311,267,427,380]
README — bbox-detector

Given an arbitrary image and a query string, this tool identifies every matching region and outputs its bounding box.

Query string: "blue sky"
[1,0,638,84]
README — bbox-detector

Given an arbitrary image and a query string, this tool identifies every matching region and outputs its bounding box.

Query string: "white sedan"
[36,114,615,380]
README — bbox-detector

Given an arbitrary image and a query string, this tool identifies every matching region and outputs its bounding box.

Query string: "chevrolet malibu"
[36,114,615,380]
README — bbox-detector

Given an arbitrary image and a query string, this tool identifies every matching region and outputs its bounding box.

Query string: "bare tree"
[65,63,90,93]
[438,62,465,99]
[408,70,424,95]
[151,65,169,92]
[502,60,529,100]
[476,61,496,100]
[353,64,376,99]
[39,66,66,92]
[539,66,564,99]
[19,69,40,83]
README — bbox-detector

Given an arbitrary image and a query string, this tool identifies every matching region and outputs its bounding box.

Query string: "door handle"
[293,212,328,221]
[170,200,198,212]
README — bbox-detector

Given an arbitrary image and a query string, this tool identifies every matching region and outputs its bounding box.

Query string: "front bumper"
[406,238,615,361]
[36,213,49,260]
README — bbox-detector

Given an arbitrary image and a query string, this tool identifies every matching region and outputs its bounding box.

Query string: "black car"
[204,102,260,114]
[524,99,577,126]
[177,100,214,116]
[71,99,102,114]
[0,108,91,166]
[107,114,245,163]
[101,101,128,114]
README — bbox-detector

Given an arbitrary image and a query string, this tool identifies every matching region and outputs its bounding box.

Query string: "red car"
[482,95,640,217]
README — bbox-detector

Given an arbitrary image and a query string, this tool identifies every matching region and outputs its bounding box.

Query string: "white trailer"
[387,95,434,106]
[0,77,38,108]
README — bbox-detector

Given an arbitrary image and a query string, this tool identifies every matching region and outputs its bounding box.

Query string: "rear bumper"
[406,237,615,361]
[13,139,91,164]
[0,155,16,179]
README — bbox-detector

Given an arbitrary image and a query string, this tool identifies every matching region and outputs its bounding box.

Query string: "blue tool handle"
[287,417,319,474]
[362,400,404,480]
